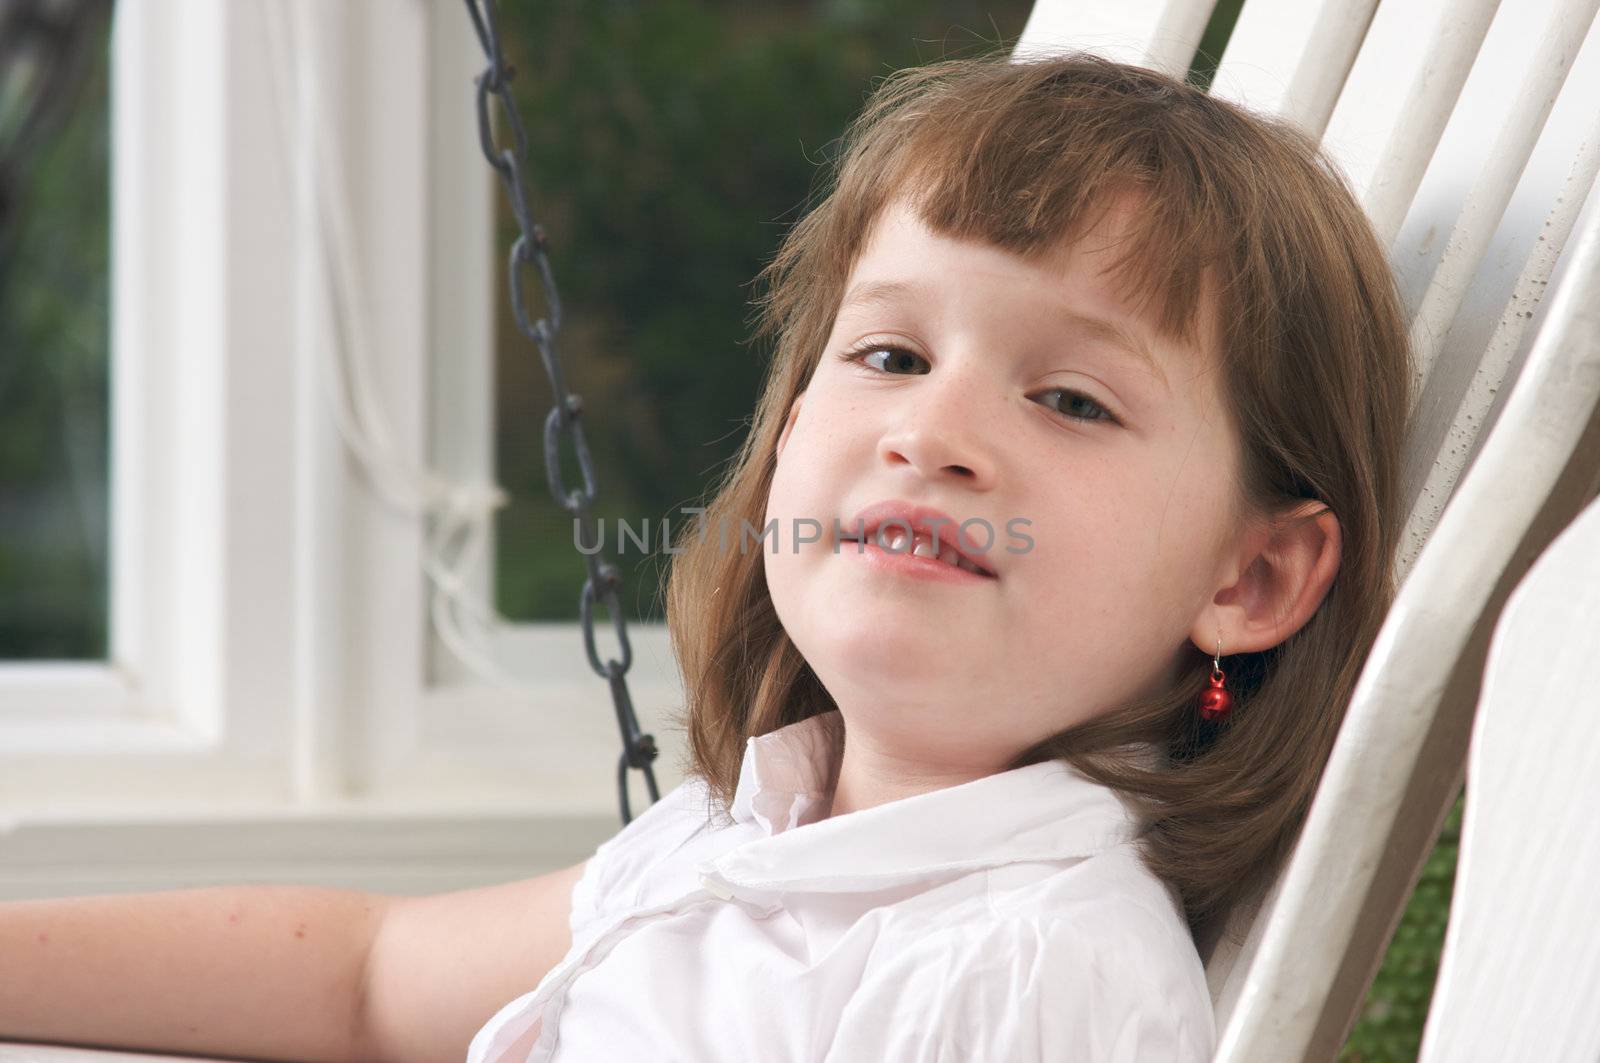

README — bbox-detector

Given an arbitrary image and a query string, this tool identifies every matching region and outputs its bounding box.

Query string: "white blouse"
[466,710,1216,1062]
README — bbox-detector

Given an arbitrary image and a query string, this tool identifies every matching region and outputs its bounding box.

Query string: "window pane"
[0,3,114,659]
[490,0,1036,623]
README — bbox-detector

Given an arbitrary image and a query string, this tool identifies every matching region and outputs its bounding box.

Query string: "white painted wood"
[424,0,498,692]
[1013,0,1218,79]
[1400,120,1600,579]
[1315,0,1501,247]
[268,0,434,807]
[114,0,229,745]
[0,667,137,722]
[1388,8,1600,579]
[1401,0,1600,395]
[1206,0,1379,137]
[0,638,687,912]
[0,807,615,901]
[0,1048,197,1063]
[1415,493,1600,1060]
[280,0,353,809]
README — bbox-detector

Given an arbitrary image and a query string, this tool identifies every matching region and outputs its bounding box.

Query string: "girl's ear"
[775,392,806,460]
[1198,500,1343,657]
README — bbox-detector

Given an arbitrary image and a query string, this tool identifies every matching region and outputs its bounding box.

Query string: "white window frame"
[0,0,683,898]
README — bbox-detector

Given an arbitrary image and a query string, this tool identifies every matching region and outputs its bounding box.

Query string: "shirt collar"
[701,709,1153,899]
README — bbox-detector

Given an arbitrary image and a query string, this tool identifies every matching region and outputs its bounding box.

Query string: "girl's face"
[762,194,1252,775]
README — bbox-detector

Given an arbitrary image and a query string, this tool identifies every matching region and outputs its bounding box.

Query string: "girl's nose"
[875,372,999,487]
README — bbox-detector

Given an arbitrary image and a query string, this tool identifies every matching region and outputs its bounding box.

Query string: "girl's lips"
[847,499,1000,575]
[839,534,998,583]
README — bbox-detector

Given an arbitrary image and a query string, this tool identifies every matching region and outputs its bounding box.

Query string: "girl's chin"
[808,629,984,685]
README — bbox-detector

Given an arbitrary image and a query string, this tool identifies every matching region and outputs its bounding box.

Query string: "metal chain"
[462,0,659,827]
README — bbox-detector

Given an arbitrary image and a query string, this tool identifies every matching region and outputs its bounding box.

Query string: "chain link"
[463,0,659,827]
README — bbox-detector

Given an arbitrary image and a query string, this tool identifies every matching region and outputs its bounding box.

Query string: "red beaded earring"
[1199,630,1232,722]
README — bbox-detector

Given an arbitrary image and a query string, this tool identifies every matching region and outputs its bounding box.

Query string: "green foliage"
[0,19,112,659]
[1187,0,1246,90]
[1339,788,1465,1061]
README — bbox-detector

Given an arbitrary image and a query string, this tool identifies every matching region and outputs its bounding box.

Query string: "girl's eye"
[839,341,930,376]
[1036,387,1118,426]
[837,340,1121,426]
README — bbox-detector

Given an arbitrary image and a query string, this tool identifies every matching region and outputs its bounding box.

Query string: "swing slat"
[1205,0,1378,139]
[1012,0,1215,79]
[1415,490,1600,1061]
[1320,0,1501,247]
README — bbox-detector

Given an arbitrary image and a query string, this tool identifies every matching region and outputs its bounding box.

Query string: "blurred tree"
[0,6,112,659]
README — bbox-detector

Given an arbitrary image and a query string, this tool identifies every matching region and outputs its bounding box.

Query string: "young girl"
[2,50,1411,1063]
[463,50,1412,1062]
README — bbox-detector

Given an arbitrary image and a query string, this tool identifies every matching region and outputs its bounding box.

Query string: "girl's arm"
[361,858,589,1063]
[0,883,384,1063]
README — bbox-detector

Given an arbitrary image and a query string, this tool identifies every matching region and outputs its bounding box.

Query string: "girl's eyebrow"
[838,277,1170,394]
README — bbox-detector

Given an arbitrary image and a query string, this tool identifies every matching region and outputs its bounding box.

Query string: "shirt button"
[700,872,734,901]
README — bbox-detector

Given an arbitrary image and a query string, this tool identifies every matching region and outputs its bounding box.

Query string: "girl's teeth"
[871,526,991,576]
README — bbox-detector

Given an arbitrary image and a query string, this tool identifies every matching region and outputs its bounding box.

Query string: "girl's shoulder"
[831,848,1216,1061]
[571,775,728,938]
[1022,837,1193,944]
[596,773,731,866]
[980,839,1214,1024]
[832,900,1216,1062]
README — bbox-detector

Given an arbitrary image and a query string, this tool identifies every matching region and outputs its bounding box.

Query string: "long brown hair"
[660,50,1414,949]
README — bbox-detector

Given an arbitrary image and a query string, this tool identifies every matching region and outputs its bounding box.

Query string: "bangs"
[819,53,1245,362]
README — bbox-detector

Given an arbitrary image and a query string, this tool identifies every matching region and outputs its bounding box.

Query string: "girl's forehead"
[855,195,1145,300]
[848,199,1165,335]
[845,192,1219,367]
